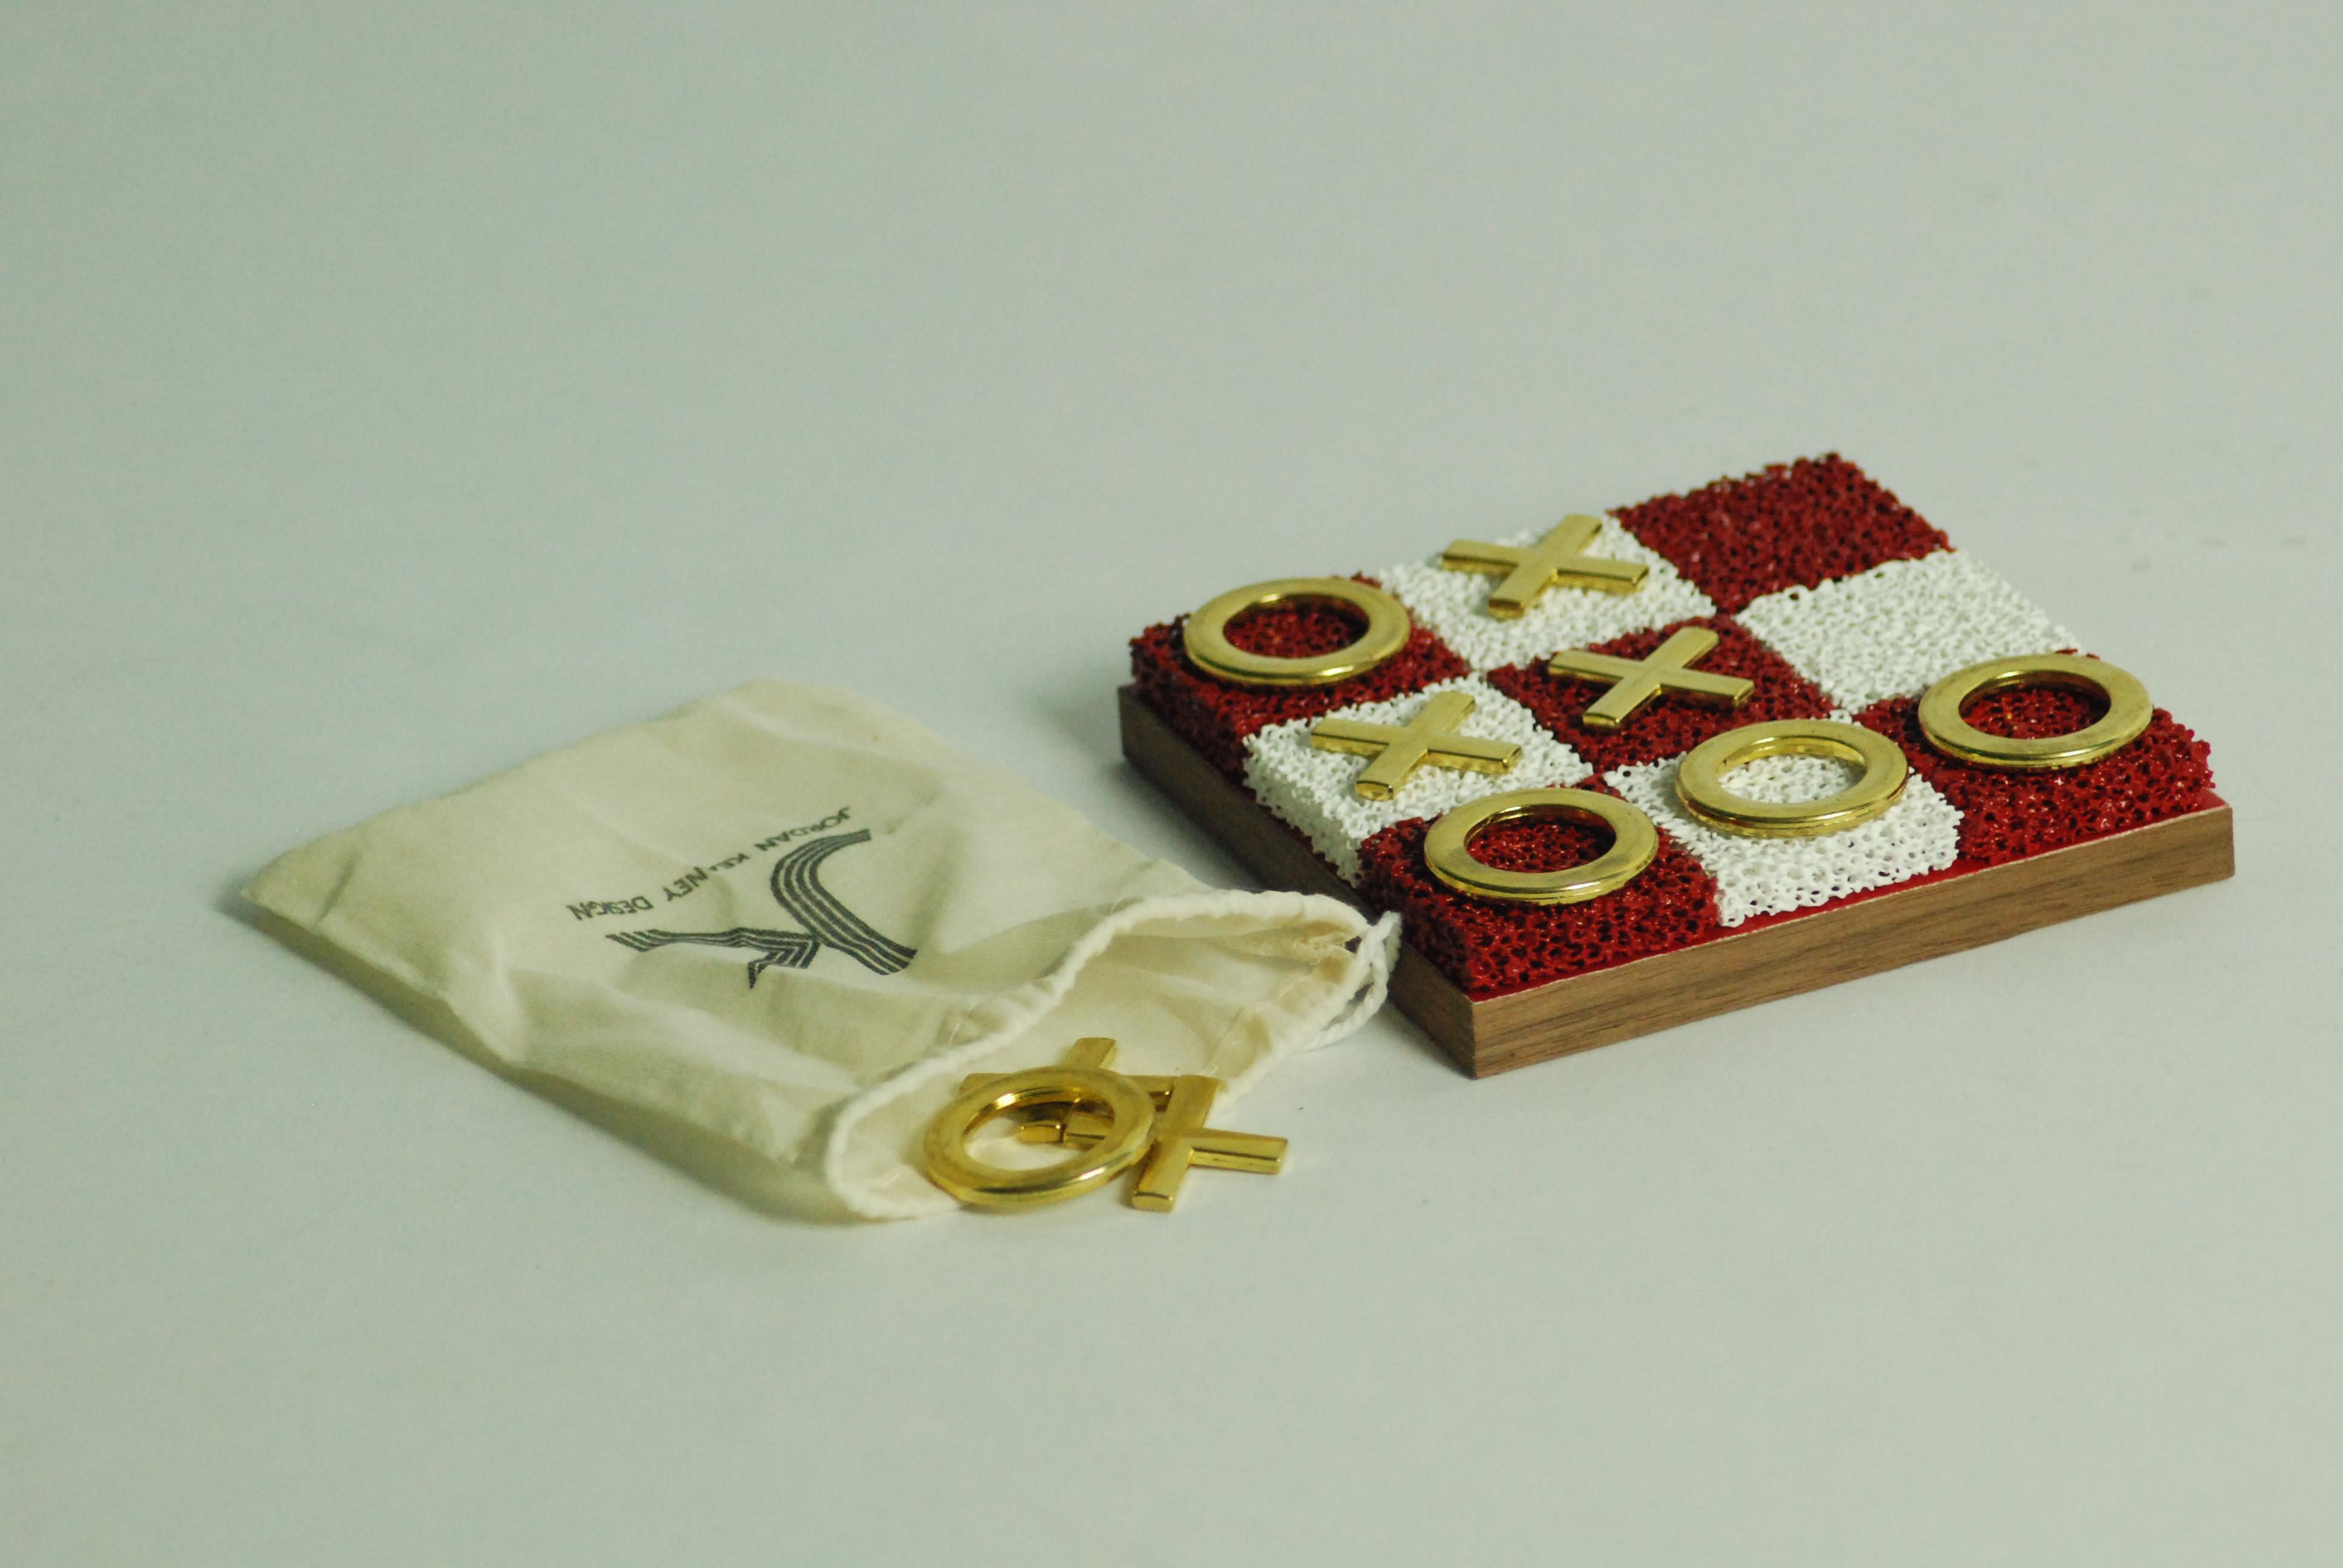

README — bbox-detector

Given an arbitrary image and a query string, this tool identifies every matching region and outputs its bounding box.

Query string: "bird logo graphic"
[606,829,915,985]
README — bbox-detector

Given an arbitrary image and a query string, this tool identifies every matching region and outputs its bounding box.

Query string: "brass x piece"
[1440,514,1649,618]
[1308,689,1522,800]
[955,1039,1285,1212]
[1041,1074,1287,1212]
[1545,626,1757,730]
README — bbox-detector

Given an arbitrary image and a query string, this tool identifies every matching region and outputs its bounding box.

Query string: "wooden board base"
[1120,686,2235,1078]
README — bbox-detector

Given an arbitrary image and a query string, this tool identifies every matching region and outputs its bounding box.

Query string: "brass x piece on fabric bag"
[242,681,1397,1220]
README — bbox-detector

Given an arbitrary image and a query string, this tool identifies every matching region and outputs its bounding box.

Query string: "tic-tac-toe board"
[1122,456,2232,1077]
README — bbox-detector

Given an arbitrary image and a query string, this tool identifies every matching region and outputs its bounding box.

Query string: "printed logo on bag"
[608,827,917,984]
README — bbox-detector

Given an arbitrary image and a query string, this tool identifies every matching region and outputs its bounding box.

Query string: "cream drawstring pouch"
[243,679,1398,1220]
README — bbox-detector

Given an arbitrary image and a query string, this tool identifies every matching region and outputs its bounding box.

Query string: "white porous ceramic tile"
[1243,677,1590,883]
[1378,515,1714,673]
[1607,751,1962,927]
[1734,550,2072,711]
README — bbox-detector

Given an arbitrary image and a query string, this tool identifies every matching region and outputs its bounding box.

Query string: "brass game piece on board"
[1309,688,1522,800]
[1181,578,1412,688]
[1440,515,1648,618]
[940,1039,1285,1214]
[1917,653,2152,771]
[1423,788,1659,905]
[1673,719,1909,838]
[1546,625,1755,730]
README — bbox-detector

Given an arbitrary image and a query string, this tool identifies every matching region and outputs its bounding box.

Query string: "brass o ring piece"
[1423,788,1659,905]
[1181,577,1412,688]
[1674,719,1909,838]
[923,1067,1157,1209]
[1917,653,2152,771]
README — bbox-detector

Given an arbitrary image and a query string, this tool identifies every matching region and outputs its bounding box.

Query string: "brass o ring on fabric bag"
[1674,719,1909,838]
[1181,577,1413,687]
[1916,653,2152,771]
[1423,788,1659,905]
[922,1067,1157,1209]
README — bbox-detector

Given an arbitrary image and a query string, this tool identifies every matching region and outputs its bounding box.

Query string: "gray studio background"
[5,4,2338,1564]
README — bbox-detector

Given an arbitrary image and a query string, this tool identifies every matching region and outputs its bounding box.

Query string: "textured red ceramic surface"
[1222,598,1371,658]
[1614,454,1948,614]
[1128,580,1470,778]
[1855,693,2214,866]
[1485,616,1833,775]
[1357,795,1724,998]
